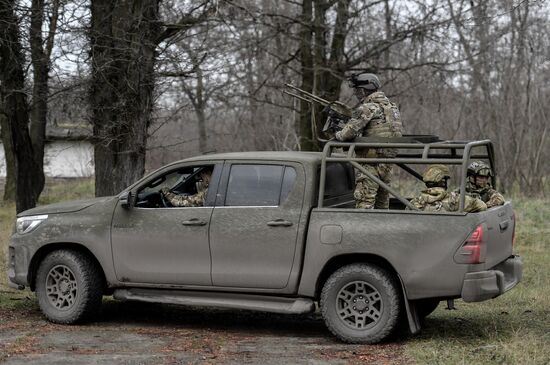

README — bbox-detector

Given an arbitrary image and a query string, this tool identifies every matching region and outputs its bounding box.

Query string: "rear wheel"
[320,263,401,344]
[36,250,103,324]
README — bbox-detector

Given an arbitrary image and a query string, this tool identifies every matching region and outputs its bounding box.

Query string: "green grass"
[405,196,550,365]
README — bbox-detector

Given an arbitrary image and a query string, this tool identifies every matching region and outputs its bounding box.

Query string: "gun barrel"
[284,83,330,106]
[283,90,314,104]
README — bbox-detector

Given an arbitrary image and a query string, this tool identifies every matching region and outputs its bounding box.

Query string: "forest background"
[0,2,548,364]
[0,0,548,213]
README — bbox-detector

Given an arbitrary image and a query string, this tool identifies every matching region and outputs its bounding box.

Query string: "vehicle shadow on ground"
[98,299,332,339]
[419,312,520,341]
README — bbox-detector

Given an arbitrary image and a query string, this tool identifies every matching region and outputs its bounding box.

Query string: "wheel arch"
[315,253,402,300]
[315,253,421,335]
[28,242,108,292]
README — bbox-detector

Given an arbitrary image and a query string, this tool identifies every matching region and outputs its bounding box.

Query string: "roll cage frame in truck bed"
[318,136,497,211]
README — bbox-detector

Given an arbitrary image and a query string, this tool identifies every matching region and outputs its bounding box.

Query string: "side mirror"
[119,191,134,209]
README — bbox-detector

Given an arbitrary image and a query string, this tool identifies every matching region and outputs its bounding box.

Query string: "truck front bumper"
[461,255,523,302]
[7,245,31,290]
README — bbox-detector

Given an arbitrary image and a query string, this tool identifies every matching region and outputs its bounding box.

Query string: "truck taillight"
[462,225,485,264]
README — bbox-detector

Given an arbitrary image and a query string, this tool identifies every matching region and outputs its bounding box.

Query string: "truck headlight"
[16,215,48,234]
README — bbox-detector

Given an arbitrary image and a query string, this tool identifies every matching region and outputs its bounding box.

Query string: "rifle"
[284,83,353,135]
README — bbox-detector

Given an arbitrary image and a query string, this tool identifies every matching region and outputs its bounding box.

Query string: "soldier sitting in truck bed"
[410,165,487,213]
[464,161,505,208]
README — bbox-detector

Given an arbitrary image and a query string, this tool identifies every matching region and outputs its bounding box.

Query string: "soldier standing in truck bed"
[335,73,403,209]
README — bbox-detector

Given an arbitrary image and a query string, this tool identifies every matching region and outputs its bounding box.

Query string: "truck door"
[111,163,221,286]
[209,162,304,289]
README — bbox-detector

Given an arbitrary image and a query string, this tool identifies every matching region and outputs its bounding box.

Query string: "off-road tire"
[320,263,401,344]
[415,299,440,318]
[36,250,103,324]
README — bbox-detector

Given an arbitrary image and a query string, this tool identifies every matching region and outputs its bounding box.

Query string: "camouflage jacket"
[335,91,402,157]
[464,182,505,208]
[410,187,487,213]
[161,184,208,207]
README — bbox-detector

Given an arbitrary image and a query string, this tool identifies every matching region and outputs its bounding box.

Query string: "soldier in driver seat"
[160,167,212,207]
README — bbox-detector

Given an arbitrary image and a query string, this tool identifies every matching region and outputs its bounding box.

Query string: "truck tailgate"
[478,202,515,269]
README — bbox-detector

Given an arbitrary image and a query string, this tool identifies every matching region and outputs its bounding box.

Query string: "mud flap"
[397,276,421,334]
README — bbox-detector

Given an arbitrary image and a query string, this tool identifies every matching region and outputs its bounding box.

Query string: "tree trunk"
[90,0,159,196]
[298,0,316,151]
[0,112,15,201]
[195,66,207,154]
[0,0,43,213]
[29,0,57,202]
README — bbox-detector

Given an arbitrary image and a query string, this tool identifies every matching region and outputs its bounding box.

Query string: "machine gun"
[284,84,353,135]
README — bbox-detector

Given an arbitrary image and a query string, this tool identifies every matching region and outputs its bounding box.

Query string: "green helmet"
[348,73,380,91]
[423,165,450,183]
[467,161,493,177]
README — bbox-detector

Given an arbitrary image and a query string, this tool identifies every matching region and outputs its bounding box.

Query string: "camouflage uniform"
[160,184,208,207]
[466,182,505,208]
[335,91,403,209]
[464,161,505,208]
[410,187,487,213]
[410,165,487,213]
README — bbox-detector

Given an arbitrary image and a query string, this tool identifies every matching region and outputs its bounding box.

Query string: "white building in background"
[0,124,94,178]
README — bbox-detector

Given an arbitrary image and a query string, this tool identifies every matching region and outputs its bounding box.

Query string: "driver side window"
[140,170,189,196]
[135,165,213,208]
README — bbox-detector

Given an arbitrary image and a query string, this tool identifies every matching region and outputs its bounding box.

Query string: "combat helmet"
[467,161,493,177]
[423,165,451,183]
[348,73,381,91]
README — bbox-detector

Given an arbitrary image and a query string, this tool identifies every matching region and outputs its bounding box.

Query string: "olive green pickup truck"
[7,138,522,343]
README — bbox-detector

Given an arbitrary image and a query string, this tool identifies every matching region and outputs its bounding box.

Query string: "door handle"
[499,220,509,232]
[267,219,293,227]
[181,218,207,226]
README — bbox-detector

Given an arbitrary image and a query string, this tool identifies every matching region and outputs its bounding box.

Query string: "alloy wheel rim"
[336,280,383,330]
[45,265,78,311]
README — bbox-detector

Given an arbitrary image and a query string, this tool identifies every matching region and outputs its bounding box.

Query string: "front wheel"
[36,250,103,324]
[320,264,402,344]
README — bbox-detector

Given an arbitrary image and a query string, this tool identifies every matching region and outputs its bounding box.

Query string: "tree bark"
[0,0,43,213]
[298,0,316,151]
[29,0,60,202]
[0,111,15,201]
[90,0,160,196]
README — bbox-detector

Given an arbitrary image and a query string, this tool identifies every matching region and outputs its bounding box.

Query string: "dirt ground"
[0,292,413,365]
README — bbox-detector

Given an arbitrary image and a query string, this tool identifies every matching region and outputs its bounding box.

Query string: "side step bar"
[113,288,316,314]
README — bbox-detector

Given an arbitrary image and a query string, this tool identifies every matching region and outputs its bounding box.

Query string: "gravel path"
[0,295,413,365]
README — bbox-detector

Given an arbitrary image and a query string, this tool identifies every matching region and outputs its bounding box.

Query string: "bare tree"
[89,0,213,196]
[29,0,62,200]
[0,0,43,212]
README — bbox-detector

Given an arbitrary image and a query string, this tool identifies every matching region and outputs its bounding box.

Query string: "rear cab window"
[224,164,297,206]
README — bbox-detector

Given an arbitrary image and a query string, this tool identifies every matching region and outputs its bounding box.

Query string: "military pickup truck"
[7,138,522,344]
